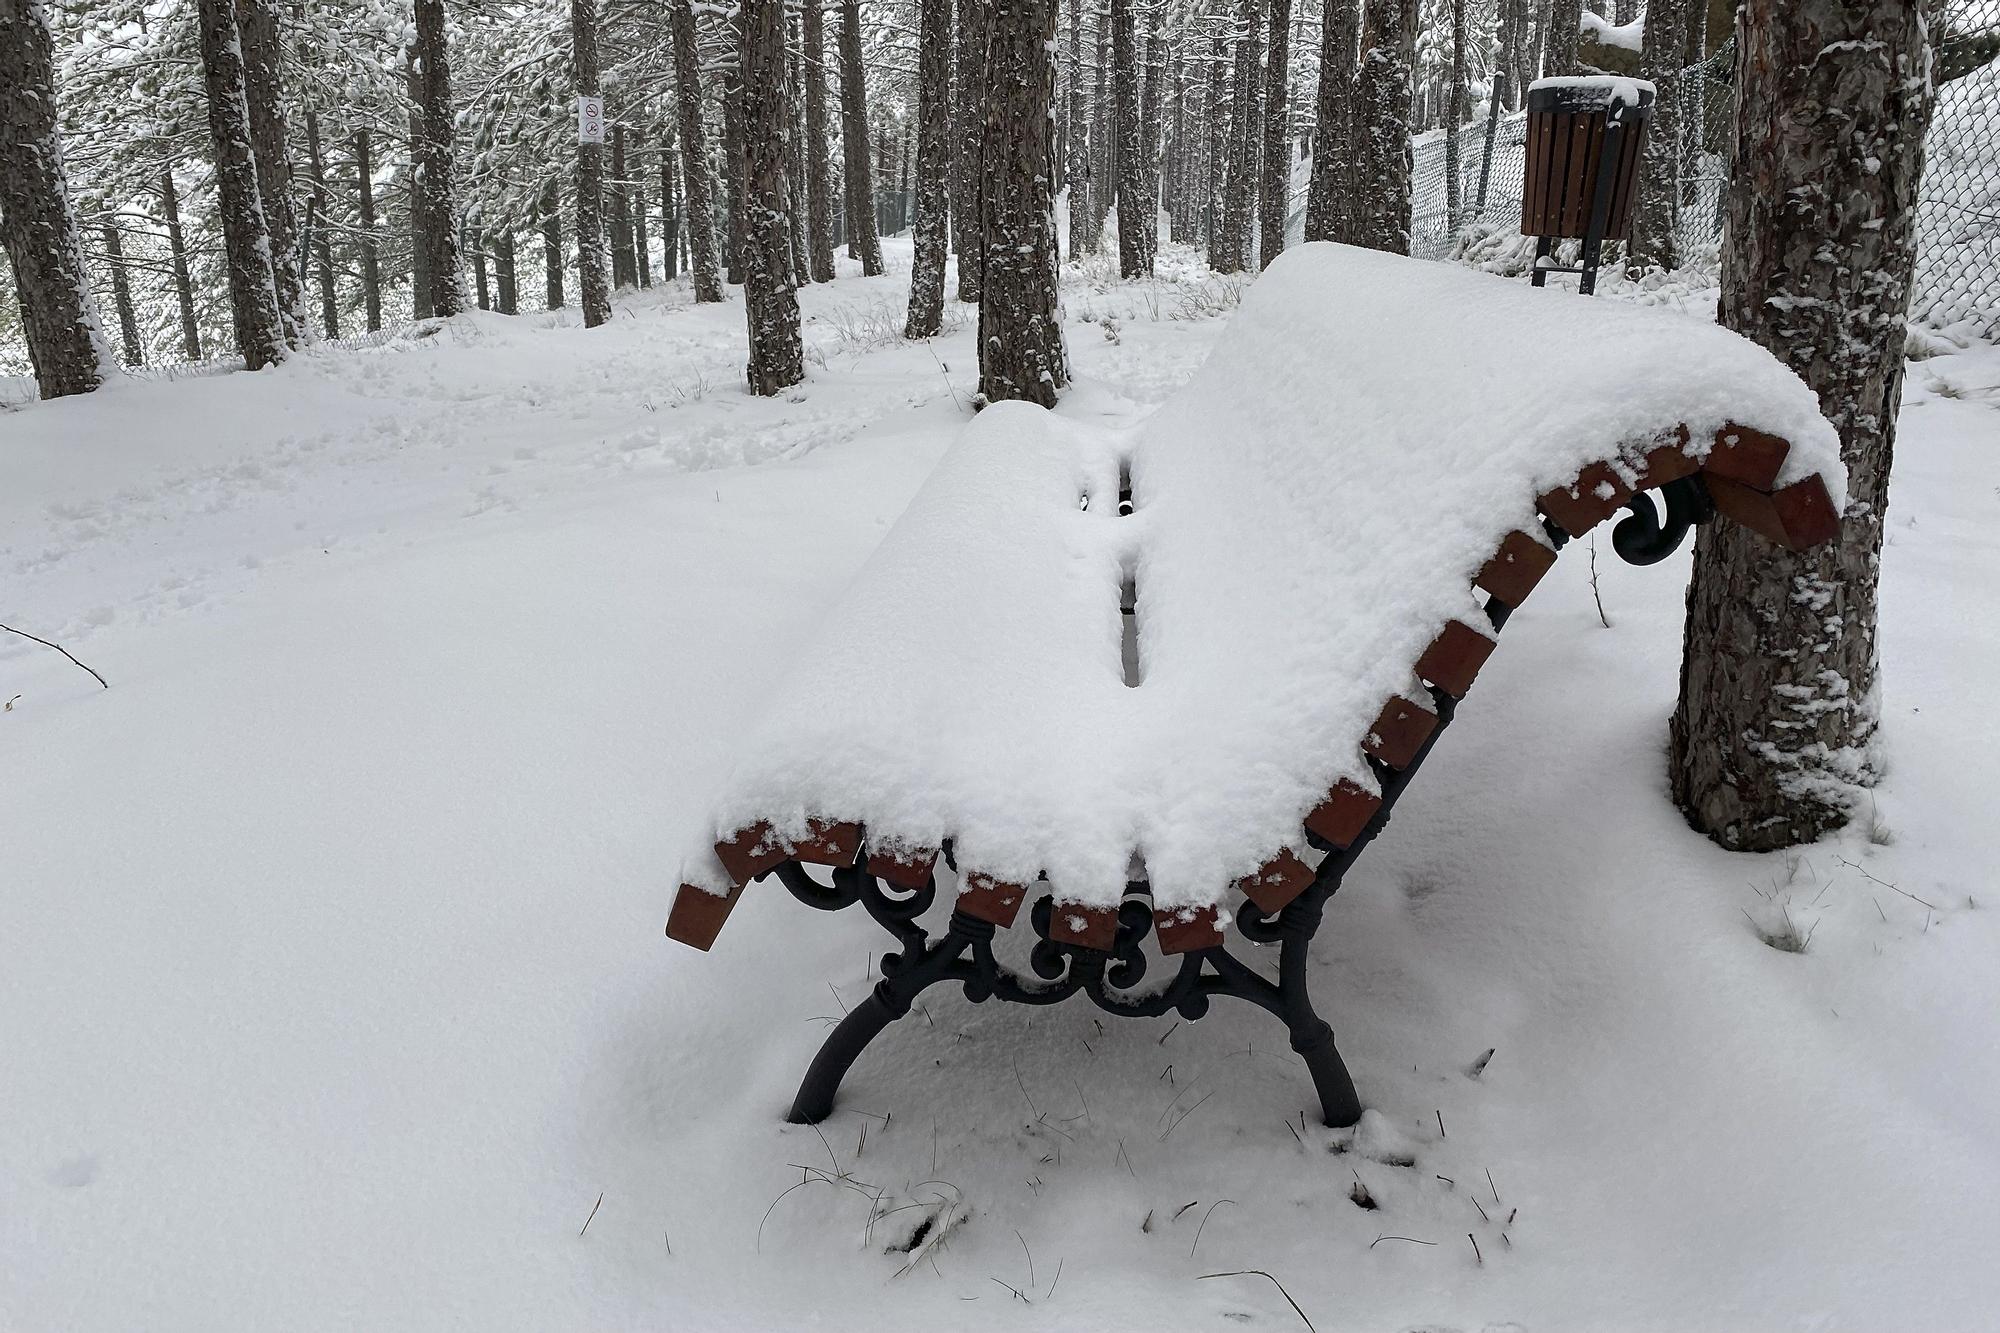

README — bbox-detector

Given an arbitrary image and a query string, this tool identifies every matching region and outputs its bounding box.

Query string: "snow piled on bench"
[697,243,1844,910]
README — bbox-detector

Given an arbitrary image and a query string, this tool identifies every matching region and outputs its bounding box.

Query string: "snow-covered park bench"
[667,243,1845,1128]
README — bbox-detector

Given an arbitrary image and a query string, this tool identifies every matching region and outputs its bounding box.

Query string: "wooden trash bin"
[1521,76,1655,294]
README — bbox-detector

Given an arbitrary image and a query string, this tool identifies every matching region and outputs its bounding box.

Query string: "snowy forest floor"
[5,240,2000,1331]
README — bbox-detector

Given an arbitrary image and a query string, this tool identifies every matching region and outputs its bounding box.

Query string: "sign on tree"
[577,95,605,144]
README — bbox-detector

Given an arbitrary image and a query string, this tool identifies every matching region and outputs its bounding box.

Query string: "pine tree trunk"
[1442,0,1465,235]
[1351,0,1415,254]
[237,0,304,346]
[1139,11,1164,267]
[1111,0,1149,276]
[1090,0,1114,248]
[905,0,952,336]
[661,123,683,281]
[786,37,810,281]
[1065,0,1091,258]
[1213,0,1260,272]
[194,0,287,369]
[803,0,836,282]
[1257,0,1291,267]
[609,122,636,288]
[408,54,432,320]
[495,227,518,314]
[953,0,987,294]
[304,109,339,337]
[1203,30,1228,248]
[473,240,491,309]
[356,130,382,330]
[159,169,204,360]
[1304,0,1357,242]
[740,0,803,393]
[99,223,143,366]
[721,20,748,286]
[836,0,885,276]
[1629,0,1686,271]
[672,0,726,302]
[540,178,566,309]
[412,0,465,316]
[977,0,1066,406]
[1669,0,1934,851]
[633,132,652,288]
[569,0,612,324]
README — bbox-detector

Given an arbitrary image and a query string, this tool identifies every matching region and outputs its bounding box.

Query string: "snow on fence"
[1411,7,2000,341]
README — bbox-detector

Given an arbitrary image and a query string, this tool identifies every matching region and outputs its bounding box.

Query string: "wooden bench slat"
[956,873,1029,927]
[1703,422,1792,490]
[1306,778,1382,848]
[1048,903,1119,952]
[1475,529,1559,606]
[1363,694,1439,770]
[1233,847,1316,914]
[1538,460,1636,535]
[666,882,744,952]
[1154,904,1226,954]
[1705,473,1843,552]
[1415,619,1498,698]
[866,844,939,890]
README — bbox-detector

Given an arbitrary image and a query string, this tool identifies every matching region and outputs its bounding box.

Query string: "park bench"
[666,242,1845,1128]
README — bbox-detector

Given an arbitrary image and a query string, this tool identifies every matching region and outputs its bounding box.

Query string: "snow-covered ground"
[5,240,1999,1331]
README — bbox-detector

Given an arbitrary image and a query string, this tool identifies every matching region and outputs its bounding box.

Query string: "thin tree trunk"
[494,226,518,314]
[1203,30,1228,247]
[720,6,748,284]
[671,0,725,301]
[836,0,884,276]
[412,0,465,316]
[1065,0,1091,258]
[977,0,1066,406]
[803,0,836,281]
[1670,0,1934,850]
[1258,0,1292,267]
[906,0,951,335]
[1111,0,1148,276]
[741,0,803,393]
[1629,0,1686,271]
[953,0,987,292]
[1139,9,1164,266]
[406,53,431,320]
[304,109,339,336]
[1090,0,1114,247]
[541,178,566,309]
[1351,0,1415,254]
[99,223,143,366]
[661,122,683,281]
[1442,0,1466,236]
[610,121,636,288]
[1305,0,1357,242]
[473,236,490,308]
[355,130,382,330]
[237,0,304,346]
[194,0,286,369]
[159,169,204,360]
[570,0,612,324]
[633,130,652,288]
[1213,0,1260,271]
[786,35,810,281]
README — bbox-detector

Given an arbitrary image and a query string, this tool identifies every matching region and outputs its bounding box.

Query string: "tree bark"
[1669,0,1934,851]
[1203,30,1228,247]
[721,16,748,285]
[159,169,204,360]
[1257,0,1292,267]
[101,223,144,366]
[836,0,885,276]
[0,0,115,399]
[1111,0,1149,276]
[494,226,518,314]
[1065,0,1091,258]
[1089,0,1114,248]
[540,178,566,309]
[411,0,465,316]
[671,0,725,302]
[1305,0,1357,242]
[195,0,287,368]
[905,0,952,336]
[633,130,652,288]
[355,130,382,330]
[236,0,305,346]
[610,122,636,289]
[570,0,613,324]
[786,39,810,282]
[1629,0,1686,271]
[1350,0,1415,254]
[473,237,490,309]
[953,0,988,292]
[661,122,683,281]
[740,0,803,393]
[977,0,1066,406]
[1139,9,1164,267]
[304,109,339,337]
[1442,0,1466,234]
[1213,0,1260,272]
[802,0,836,282]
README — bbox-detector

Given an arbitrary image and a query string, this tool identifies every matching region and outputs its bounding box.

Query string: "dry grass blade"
[1196,1270,1318,1333]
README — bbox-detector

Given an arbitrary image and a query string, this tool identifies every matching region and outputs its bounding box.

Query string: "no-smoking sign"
[577,95,605,144]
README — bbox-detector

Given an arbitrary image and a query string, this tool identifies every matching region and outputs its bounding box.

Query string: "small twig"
[0,622,108,689]
[1436,1109,1446,1140]
[1158,1020,1181,1045]
[1172,1200,1200,1220]
[1014,1229,1035,1290]
[1285,1119,1303,1146]
[1586,535,1612,629]
[1468,1233,1484,1265]
[1368,1234,1436,1248]
[579,1192,604,1236]
[1188,1199,1237,1258]
[1471,1197,1490,1223]
[1836,856,1940,910]
[1196,1271,1318,1333]
[1045,1256,1063,1300]
[1486,1168,1501,1205]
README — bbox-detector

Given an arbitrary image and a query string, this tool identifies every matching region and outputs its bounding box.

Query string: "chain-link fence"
[1413,6,2000,339]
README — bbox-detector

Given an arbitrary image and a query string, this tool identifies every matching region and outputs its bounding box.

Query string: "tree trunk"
[304,109,339,337]
[836,0,885,276]
[1442,0,1466,235]
[1669,0,1934,851]
[661,123,683,281]
[1629,0,1686,271]
[1351,0,1415,254]
[1064,0,1091,259]
[495,226,518,314]
[740,0,803,393]
[541,178,566,309]
[786,38,810,282]
[905,0,952,336]
[570,0,612,323]
[101,223,144,366]
[1257,0,1292,267]
[1111,0,1149,276]
[977,0,1066,406]
[953,0,987,293]
[159,169,204,360]
[237,0,305,346]
[633,131,652,288]
[473,237,490,308]
[1090,0,1114,248]
[609,122,636,288]
[671,0,725,302]
[1305,0,1357,242]
[407,54,432,320]
[1213,0,1260,272]
[803,0,836,282]
[1203,30,1228,247]
[412,0,465,316]
[355,130,382,330]
[195,0,287,369]
[1139,10,1164,267]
